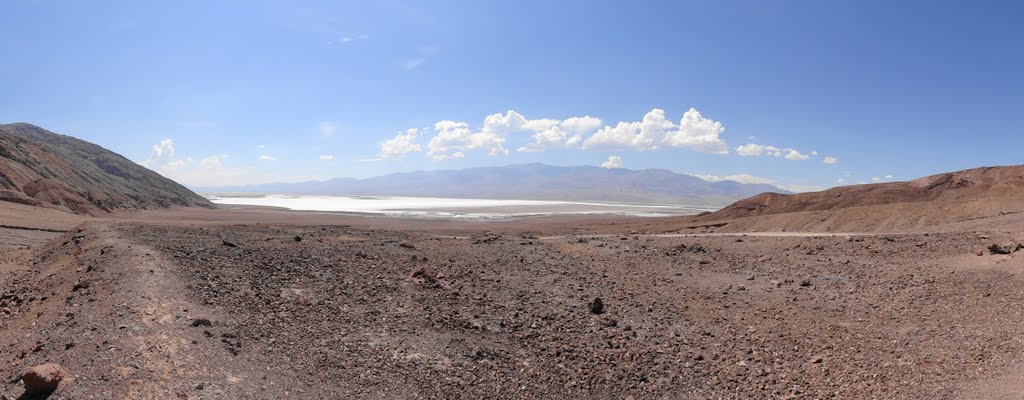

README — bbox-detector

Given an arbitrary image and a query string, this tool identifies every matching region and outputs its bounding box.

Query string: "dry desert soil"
[4,201,1024,399]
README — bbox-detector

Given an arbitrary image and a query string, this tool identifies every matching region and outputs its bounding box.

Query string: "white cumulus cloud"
[422,110,606,160]
[160,157,192,174]
[140,139,196,176]
[200,155,223,169]
[138,140,319,186]
[390,107,734,161]
[735,143,812,160]
[823,156,838,164]
[427,120,508,161]
[140,138,176,168]
[259,155,277,161]
[582,108,728,154]
[319,155,334,160]
[601,155,623,169]
[379,128,423,159]
[152,139,174,158]
[518,116,603,152]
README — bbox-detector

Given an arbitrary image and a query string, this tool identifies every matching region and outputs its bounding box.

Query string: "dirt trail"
[0,222,285,399]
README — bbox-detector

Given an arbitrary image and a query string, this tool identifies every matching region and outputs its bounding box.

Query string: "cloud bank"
[582,108,728,154]
[385,107,730,161]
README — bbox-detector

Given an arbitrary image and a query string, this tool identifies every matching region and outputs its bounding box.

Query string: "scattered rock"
[221,240,238,248]
[590,297,605,314]
[472,234,502,244]
[190,318,213,327]
[809,356,823,364]
[675,243,707,254]
[399,241,416,249]
[799,278,812,287]
[411,268,439,287]
[294,236,303,242]
[22,364,67,394]
[988,242,1022,255]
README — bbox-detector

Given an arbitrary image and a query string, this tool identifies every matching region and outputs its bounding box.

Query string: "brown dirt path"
[0,222,288,399]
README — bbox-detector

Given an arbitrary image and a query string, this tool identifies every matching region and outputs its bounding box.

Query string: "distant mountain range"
[0,123,211,214]
[194,163,789,207]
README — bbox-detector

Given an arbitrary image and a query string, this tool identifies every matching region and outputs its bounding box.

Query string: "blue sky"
[1,1,1022,191]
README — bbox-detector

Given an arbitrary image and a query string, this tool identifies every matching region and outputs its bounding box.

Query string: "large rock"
[988,242,1023,255]
[22,363,67,394]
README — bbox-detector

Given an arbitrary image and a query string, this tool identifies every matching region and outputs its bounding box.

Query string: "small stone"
[293,236,303,242]
[590,297,605,314]
[809,356,823,364]
[221,240,237,248]
[22,364,67,394]
[190,318,212,327]
[799,278,812,287]
[399,241,416,249]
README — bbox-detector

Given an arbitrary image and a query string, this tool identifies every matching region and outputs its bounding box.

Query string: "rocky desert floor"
[4,205,1024,399]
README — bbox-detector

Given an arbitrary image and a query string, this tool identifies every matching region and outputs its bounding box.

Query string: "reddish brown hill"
[0,123,211,215]
[686,165,1024,232]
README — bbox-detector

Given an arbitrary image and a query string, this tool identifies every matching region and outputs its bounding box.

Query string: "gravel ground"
[3,220,1024,399]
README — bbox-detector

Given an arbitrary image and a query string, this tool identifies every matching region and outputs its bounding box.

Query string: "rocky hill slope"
[0,123,212,214]
[686,165,1024,232]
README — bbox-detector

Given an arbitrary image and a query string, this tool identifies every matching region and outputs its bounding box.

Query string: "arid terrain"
[4,126,1024,398]
[4,198,1024,399]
